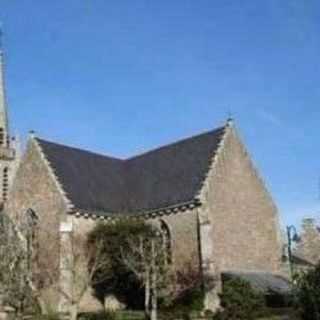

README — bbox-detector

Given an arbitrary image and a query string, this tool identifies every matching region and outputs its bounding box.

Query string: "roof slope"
[36,126,226,215]
[125,128,225,212]
[222,271,291,295]
[37,139,126,213]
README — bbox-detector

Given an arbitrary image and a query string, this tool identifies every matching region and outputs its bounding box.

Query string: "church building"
[0,38,289,313]
[6,119,288,312]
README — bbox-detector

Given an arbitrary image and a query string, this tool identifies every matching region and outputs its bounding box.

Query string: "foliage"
[170,264,204,312]
[172,286,204,312]
[158,262,204,319]
[212,278,267,320]
[294,263,320,320]
[161,286,203,315]
[79,311,117,320]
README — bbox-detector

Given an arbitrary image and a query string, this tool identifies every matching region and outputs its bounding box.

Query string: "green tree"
[295,263,320,320]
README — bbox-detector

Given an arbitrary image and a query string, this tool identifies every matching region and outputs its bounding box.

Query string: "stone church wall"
[200,127,282,274]
[161,209,201,272]
[5,139,69,310]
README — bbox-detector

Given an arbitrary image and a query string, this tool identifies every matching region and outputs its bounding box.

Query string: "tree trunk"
[33,292,48,314]
[151,240,157,320]
[16,300,25,320]
[145,270,150,319]
[16,311,24,320]
[70,304,78,320]
[16,303,25,320]
[151,289,157,320]
[38,297,48,315]
[28,276,48,314]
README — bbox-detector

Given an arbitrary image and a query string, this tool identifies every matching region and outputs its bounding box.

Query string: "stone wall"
[295,218,320,265]
[161,208,201,272]
[199,125,282,275]
[5,139,69,310]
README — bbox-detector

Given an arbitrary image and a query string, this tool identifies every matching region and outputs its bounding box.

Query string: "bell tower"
[0,29,19,207]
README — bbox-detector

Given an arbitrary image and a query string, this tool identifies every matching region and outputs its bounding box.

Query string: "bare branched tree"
[0,212,33,318]
[120,227,173,320]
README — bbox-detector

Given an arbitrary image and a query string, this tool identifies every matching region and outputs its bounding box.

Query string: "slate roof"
[222,271,291,295]
[36,126,226,216]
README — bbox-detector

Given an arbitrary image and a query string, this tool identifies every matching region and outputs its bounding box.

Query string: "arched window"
[2,167,9,202]
[160,220,172,264]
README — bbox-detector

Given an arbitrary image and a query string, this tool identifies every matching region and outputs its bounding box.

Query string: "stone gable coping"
[32,137,75,212]
[230,125,279,216]
[196,119,231,203]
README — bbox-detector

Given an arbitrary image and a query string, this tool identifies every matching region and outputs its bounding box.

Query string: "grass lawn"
[257,308,300,320]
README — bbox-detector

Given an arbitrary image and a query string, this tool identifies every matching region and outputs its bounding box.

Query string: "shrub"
[159,286,204,320]
[167,287,204,312]
[294,263,320,320]
[213,278,267,320]
[159,264,204,317]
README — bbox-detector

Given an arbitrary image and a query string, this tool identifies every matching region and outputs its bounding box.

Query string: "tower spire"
[0,27,18,207]
[0,27,9,147]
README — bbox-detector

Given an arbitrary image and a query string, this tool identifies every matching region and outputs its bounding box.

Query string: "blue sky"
[1,0,319,227]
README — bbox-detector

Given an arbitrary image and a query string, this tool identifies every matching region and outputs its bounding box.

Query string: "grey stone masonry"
[0,46,20,206]
[197,122,283,310]
[295,218,320,265]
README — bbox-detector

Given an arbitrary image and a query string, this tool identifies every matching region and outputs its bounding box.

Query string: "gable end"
[33,137,75,212]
